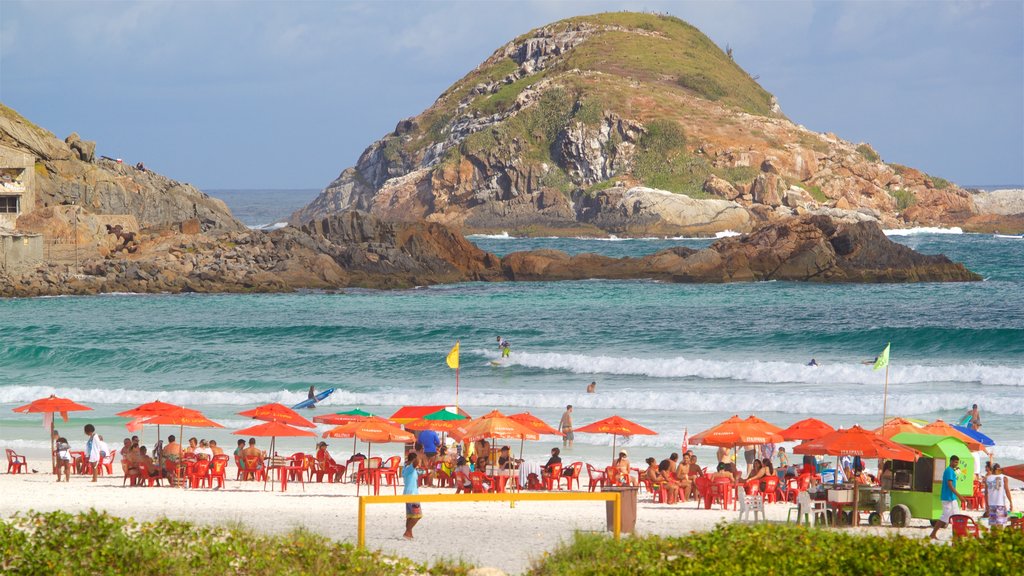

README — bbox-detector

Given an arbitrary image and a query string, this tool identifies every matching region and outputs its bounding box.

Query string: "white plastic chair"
[738,487,765,522]
[787,490,831,526]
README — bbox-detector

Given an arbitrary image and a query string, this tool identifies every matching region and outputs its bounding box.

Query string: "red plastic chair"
[6,449,27,474]
[784,473,812,503]
[468,471,489,493]
[99,449,117,476]
[139,465,163,487]
[949,514,980,539]
[542,464,563,490]
[433,462,454,488]
[241,455,266,481]
[454,471,472,493]
[189,459,212,488]
[762,476,780,503]
[694,476,712,508]
[710,477,735,510]
[559,462,583,490]
[209,454,229,489]
[586,463,605,492]
[604,466,622,487]
[492,474,509,493]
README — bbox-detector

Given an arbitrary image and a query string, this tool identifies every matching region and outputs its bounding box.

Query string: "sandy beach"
[3,468,1010,575]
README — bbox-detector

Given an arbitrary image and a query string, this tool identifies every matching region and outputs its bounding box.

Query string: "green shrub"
[891,188,917,211]
[856,143,880,162]
[929,175,952,190]
[1,510,469,576]
[632,119,709,197]
[796,182,829,203]
[713,165,758,186]
[677,72,726,101]
[530,523,1024,575]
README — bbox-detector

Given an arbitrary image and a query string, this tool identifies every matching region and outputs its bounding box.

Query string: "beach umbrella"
[873,417,923,439]
[322,417,415,460]
[234,421,317,491]
[779,418,835,441]
[390,405,470,425]
[508,412,563,436]
[575,415,658,461]
[13,395,93,475]
[920,419,986,452]
[1002,464,1024,484]
[690,415,784,448]
[312,408,376,426]
[951,424,995,448]
[744,415,784,434]
[239,403,316,428]
[117,400,184,451]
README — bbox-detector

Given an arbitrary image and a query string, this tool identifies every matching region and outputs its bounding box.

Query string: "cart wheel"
[890,504,910,527]
[868,512,881,526]
[842,511,854,525]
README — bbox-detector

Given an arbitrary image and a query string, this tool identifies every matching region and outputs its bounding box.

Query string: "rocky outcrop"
[0,104,244,234]
[576,187,752,236]
[291,14,983,236]
[0,212,978,297]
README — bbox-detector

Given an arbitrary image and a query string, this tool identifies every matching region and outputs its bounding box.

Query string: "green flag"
[873,343,890,371]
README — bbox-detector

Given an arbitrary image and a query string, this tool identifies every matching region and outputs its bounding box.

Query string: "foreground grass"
[0,510,469,576]
[529,523,1024,575]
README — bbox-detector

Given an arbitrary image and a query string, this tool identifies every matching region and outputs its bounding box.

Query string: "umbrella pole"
[265,436,275,492]
[50,418,55,478]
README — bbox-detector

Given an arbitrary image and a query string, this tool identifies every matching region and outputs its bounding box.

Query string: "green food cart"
[885,433,974,527]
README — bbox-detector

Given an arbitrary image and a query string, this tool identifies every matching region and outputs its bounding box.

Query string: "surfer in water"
[807,359,818,367]
[308,386,316,401]
[497,336,511,358]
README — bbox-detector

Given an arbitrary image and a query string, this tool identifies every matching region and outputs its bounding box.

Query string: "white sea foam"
[883,227,964,236]
[470,349,1024,388]
[714,230,742,238]
[467,232,512,239]
[248,222,288,231]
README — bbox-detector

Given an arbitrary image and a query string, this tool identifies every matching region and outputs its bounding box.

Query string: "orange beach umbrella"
[874,417,923,439]
[575,415,658,461]
[780,418,835,441]
[920,419,985,452]
[117,400,183,441]
[239,403,316,428]
[322,417,415,460]
[234,421,316,491]
[13,395,93,473]
[792,425,920,461]
[744,415,784,434]
[509,412,563,436]
[690,415,784,448]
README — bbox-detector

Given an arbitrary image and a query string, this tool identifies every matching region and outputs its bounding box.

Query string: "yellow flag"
[873,343,890,371]
[446,341,459,369]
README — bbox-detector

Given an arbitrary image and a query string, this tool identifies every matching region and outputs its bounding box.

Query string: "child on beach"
[55,437,71,482]
[402,452,423,540]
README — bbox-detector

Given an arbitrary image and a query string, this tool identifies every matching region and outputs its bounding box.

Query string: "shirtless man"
[242,438,265,467]
[586,381,596,393]
[559,405,574,448]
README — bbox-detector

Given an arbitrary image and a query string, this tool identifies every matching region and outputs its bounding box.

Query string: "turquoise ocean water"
[1,190,1021,468]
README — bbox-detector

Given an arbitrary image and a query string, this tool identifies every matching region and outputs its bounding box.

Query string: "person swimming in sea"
[807,359,818,367]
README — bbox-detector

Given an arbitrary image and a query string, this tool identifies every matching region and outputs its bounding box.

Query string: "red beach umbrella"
[508,412,563,436]
[780,418,836,441]
[1002,464,1024,484]
[874,417,923,439]
[234,421,316,491]
[13,395,93,473]
[920,419,986,452]
[142,406,223,482]
[322,417,415,460]
[792,425,919,461]
[117,400,183,441]
[575,415,658,461]
[690,415,784,448]
[239,403,316,428]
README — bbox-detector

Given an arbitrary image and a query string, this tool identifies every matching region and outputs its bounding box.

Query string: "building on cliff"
[0,227,42,274]
[0,144,35,229]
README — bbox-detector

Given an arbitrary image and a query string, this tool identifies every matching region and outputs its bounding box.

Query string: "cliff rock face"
[0,104,244,234]
[292,13,986,236]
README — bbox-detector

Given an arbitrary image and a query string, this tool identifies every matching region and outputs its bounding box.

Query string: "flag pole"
[881,362,889,429]
[455,365,460,411]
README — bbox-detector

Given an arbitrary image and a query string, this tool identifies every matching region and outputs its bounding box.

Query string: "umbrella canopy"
[478,409,507,419]
[792,425,920,460]
[238,403,316,428]
[322,417,415,443]
[390,405,470,425]
[509,412,563,436]
[142,407,224,429]
[234,420,317,438]
[574,415,658,460]
[13,395,93,474]
[874,417,923,439]
[1002,464,1024,484]
[779,417,835,441]
[116,400,182,419]
[423,409,469,421]
[14,395,92,420]
[744,415,784,434]
[920,420,985,452]
[404,408,469,433]
[951,424,995,447]
[690,415,783,447]
[450,416,539,443]
[312,409,376,426]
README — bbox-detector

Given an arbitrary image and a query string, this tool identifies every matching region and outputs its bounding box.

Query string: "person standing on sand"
[559,405,574,448]
[402,452,423,540]
[84,424,100,482]
[929,455,966,540]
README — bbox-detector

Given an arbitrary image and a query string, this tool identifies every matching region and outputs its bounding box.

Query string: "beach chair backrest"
[367,456,382,469]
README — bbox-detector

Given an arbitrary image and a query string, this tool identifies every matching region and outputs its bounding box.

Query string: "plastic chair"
[559,462,583,490]
[454,471,472,494]
[1009,517,1024,532]
[241,455,266,481]
[586,463,605,492]
[468,471,489,493]
[542,464,562,490]
[949,514,980,539]
[762,476,780,503]
[434,462,453,488]
[710,477,735,510]
[6,449,27,474]
[139,465,163,487]
[209,454,229,488]
[100,449,117,476]
[784,473,812,503]
[345,455,366,483]
[604,466,622,487]
[738,487,765,522]
[787,491,830,526]
[744,478,761,498]
[189,459,211,488]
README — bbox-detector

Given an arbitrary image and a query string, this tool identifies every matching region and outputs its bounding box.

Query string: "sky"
[1,0,1021,190]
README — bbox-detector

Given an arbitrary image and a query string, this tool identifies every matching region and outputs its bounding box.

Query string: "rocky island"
[1,12,1010,297]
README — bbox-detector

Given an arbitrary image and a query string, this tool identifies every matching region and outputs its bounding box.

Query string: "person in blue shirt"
[402,452,422,539]
[418,429,440,459]
[930,455,966,539]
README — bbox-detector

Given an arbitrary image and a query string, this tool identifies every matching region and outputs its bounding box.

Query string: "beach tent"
[13,395,93,474]
[575,415,658,462]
